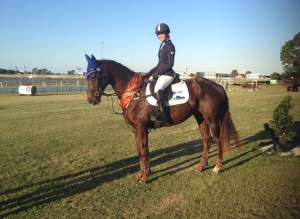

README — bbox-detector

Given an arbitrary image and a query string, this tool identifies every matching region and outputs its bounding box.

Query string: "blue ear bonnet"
[85,54,98,79]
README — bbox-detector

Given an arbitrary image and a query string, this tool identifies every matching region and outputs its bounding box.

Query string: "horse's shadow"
[0,129,270,217]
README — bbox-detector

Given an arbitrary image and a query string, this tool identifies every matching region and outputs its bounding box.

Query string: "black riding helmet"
[155,23,170,35]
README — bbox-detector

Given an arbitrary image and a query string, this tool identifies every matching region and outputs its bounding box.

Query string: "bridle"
[86,67,107,103]
[87,65,148,107]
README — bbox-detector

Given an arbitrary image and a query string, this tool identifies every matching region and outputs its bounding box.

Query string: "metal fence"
[0,75,118,94]
[0,86,86,94]
[0,85,114,94]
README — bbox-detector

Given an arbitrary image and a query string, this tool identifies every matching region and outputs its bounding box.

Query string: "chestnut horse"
[86,58,242,183]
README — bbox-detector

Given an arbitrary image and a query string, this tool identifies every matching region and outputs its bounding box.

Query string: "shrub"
[269,96,296,143]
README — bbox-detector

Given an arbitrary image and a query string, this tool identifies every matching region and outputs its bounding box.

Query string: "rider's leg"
[156,89,167,121]
[154,75,174,93]
[154,75,174,121]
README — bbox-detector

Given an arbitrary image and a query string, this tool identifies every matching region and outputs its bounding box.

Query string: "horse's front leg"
[135,125,150,183]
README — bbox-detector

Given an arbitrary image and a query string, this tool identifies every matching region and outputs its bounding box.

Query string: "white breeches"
[154,75,174,93]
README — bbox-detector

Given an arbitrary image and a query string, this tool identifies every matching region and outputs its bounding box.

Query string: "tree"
[35,68,52,75]
[270,72,280,80]
[68,70,75,75]
[230,69,239,77]
[32,68,38,75]
[195,72,202,78]
[0,68,15,74]
[245,71,252,78]
[280,32,300,78]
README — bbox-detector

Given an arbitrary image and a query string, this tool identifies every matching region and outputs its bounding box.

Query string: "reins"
[102,78,147,133]
[87,66,151,119]
[105,94,123,115]
[101,76,146,99]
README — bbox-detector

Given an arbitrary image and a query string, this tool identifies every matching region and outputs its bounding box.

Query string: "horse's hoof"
[195,169,203,174]
[138,180,146,185]
[136,172,143,180]
[196,164,205,173]
[211,171,220,176]
[138,175,148,184]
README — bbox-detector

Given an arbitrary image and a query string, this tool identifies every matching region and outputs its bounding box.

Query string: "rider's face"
[157,33,166,42]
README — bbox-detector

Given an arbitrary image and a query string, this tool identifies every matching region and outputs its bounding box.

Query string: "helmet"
[155,23,170,35]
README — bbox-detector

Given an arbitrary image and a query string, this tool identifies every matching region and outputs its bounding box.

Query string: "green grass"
[0,85,299,218]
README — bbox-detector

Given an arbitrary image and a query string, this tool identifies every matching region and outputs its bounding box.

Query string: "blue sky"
[0,0,299,75]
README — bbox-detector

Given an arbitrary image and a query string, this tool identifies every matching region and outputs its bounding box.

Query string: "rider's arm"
[157,43,175,75]
[146,66,157,76]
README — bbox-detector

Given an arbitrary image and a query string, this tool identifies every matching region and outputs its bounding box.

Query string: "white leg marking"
[212,166,220,174]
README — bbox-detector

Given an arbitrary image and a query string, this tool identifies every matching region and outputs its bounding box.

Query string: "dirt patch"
[258,140,300,156]
[279,145,300,156]
[261,121,300,156]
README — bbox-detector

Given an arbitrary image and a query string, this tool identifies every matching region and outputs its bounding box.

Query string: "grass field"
[0,85,299,218]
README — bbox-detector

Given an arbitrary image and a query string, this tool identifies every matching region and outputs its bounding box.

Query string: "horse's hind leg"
[194,115,212,173]
[209,122,223,175]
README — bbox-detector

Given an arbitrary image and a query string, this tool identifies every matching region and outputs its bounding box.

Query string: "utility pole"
[77,67,82,86]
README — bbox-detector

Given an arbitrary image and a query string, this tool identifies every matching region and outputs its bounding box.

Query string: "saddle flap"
[146,76,189,107]
[149,74,181,101]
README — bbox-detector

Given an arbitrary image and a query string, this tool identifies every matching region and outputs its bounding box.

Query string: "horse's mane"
[99,60,134,74]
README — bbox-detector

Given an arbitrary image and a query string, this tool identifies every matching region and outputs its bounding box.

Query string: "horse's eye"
[91,74,97,81]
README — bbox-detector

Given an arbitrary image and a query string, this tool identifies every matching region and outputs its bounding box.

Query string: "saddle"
[146,74,189,107]
[149,73,181,101]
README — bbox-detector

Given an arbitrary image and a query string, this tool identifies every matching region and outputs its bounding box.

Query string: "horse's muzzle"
[88,97,101,105]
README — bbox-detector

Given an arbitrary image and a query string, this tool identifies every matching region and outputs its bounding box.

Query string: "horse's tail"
[220,109,243,152]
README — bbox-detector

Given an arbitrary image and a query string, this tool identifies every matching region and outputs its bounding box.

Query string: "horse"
[85,56,242,183]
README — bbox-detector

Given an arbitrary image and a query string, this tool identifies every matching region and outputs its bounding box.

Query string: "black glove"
[146,67,157,77]
[152,71,159,80]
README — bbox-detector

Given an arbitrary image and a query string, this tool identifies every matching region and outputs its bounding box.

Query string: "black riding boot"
[156,90,168,122]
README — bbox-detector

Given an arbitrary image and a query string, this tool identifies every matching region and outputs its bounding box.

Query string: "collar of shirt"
[160,39,170,50]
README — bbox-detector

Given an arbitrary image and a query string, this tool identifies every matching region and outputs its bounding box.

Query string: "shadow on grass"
[217,128,272,172]
[34,92,84,96]
[242,128,273,145]
[0,139,205,217]
[0,129,268,217]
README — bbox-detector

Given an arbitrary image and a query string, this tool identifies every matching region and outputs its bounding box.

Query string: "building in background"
[204,71,216,79]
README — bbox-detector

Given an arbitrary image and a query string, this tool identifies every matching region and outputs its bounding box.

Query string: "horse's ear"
[85,54,91,62]
[91,54,96,60]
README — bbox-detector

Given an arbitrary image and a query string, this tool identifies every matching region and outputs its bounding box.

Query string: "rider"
[147,23,176,121]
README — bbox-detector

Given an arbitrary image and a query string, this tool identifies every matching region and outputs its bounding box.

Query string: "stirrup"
[150,109,165,128]
[155,119,163,128]
[156,111,164,122]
